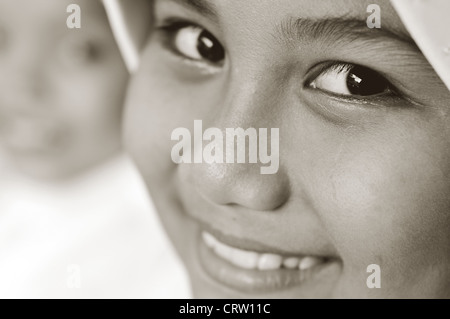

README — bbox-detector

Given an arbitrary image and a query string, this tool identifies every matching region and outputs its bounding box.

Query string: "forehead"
[168,0,410,40]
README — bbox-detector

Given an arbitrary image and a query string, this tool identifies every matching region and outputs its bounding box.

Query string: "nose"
[181,159,290,211]
[178,78,290,212]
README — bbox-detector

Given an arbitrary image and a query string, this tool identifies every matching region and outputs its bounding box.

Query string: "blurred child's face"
[0,0,128,180]
[124,0,450,298]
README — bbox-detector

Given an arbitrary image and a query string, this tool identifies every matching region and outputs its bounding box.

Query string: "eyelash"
[306,61,405,102]
[158,19,194,36]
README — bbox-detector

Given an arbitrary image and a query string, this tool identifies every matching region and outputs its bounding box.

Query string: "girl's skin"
[0,0,128,180]
[124,0,450,298]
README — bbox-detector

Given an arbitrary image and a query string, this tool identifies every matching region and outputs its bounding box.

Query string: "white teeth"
[257,253,283,270]
[202,232,216,248]
[214,238,232,260]
[229,248,259,269]
[202,232,325,271]
[283,257,300,269]
[298,256,323,270]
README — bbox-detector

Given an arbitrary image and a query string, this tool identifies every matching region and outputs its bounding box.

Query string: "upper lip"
[177,180,341,259]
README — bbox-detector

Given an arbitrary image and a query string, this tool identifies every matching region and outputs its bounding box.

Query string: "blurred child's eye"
[159,21,225,66]
[69,41,102,63]
[58,37,104,69]
[0,27,7,51]
[309,63,392,97]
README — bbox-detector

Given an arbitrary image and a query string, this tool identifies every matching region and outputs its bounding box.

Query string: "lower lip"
[197,231,342,295]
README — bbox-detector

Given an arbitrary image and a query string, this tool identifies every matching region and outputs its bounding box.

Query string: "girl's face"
[124,0,450,298]
[0,0,128,180]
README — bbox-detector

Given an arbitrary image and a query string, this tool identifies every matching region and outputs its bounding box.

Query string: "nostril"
[180,159,291,212]
[230,175,291,211]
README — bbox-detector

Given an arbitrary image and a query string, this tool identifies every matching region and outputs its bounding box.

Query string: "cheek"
[301,115,450,268]
[124,68,177,183]
[124,52,223,183]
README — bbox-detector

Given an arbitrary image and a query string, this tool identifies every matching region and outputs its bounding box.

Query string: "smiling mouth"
[202,231,325,271]
[198,230,342,294]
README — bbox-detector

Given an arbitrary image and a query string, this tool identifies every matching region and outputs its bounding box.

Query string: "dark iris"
[346,65,390,96]
[196,30,225,63]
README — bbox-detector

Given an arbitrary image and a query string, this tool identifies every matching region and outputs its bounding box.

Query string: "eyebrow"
[167,0,217,18]
[279,17,417,49]
[165,0,418,51]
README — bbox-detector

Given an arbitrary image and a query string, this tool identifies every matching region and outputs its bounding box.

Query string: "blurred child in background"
[0,0,189,298]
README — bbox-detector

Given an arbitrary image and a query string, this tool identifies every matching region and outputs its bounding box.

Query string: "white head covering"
[103,0,450,91]
[102,0,151,73]
[391,0,450,91]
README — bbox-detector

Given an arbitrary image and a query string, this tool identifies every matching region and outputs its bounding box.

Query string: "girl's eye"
[164,23,225,65]
[309,63,392,97]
